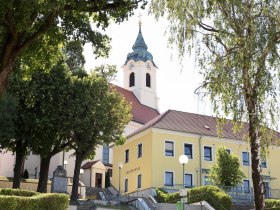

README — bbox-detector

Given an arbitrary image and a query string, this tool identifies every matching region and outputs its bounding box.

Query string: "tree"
[151,1,279,209]
[27,64,74,193]
[209,147,245,187]
[0,0,147,95]
[0,69,35,188]
[68,65,131,201]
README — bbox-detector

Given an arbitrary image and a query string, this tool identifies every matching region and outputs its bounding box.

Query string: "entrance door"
[95,173,102,188]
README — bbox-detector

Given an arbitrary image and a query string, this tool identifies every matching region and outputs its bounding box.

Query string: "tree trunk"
[12,148,25,188]
[249,116,265,210]
[0,62,13,96]
[37,156,51,193]
[71,151,84,201]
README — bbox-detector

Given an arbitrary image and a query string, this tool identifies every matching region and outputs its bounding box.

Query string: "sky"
[83,6,213,115]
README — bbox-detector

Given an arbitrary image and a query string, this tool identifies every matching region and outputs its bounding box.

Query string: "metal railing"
[188,192,228,210]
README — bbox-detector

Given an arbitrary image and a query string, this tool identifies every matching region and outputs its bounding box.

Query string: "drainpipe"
[199,135,203,187]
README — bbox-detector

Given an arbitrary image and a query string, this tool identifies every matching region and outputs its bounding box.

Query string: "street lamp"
[118,162,123,205]
[63,160,68,170]
[179,154,189,209]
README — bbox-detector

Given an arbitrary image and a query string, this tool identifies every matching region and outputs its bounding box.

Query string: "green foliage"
[209,146,245,187]
[155,188,180,204]
[63,41,85,73]
[0,188,39,197]
[0,0,148,95]
[0,93,16,143]
[265,199,280,210]
[151,1,280,208]
[187,186,232,210]
[0,189,69,210]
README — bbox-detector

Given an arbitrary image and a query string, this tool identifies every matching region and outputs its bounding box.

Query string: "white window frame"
[183,142,194,159]
[164,171,175,187]
[226,149,231,155]
[243,179,250,193]
[203,145,213,161]
[137,173,142,189]
[137,143,143,159]
[124,178,128,193]
[242,151,250,166]
[164,140,175,157]
[184,173,194,188]
[125,149,129,163]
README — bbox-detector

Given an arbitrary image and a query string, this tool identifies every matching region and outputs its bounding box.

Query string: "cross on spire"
[138,13,142,32]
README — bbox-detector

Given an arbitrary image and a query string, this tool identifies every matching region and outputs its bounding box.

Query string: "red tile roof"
[114,85,160,125]
[127,110,280,142]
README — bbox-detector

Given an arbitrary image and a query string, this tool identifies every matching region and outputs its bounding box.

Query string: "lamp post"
[179,154,189,210]
[118,162,123,205]
[63,160,68,170]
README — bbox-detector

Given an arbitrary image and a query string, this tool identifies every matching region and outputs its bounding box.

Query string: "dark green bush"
[187,186,232,210]
[266,199,280,210]
[0,188,69,210]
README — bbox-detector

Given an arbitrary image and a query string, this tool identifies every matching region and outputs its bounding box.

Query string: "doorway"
[95,173,102,187]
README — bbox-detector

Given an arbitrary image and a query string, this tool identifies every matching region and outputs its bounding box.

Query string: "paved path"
[69,205,120,210]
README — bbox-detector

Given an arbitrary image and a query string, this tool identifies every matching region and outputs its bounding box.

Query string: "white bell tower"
[122,21,159,111]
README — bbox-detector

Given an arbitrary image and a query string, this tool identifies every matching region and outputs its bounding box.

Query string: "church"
[20,22,161,188]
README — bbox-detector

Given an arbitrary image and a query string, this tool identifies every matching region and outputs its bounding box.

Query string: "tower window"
[146,73,151,87]
[129,72,135,87]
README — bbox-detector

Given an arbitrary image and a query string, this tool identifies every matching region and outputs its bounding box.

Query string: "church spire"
[124,18,157,67]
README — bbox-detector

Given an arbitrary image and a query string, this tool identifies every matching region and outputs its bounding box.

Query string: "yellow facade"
[112,127,280,194]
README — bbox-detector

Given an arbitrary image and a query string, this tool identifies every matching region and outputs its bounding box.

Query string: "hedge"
[187,186,232,210]
[266,199,280,210]
[0,188,69,210]
[155,188,180,203]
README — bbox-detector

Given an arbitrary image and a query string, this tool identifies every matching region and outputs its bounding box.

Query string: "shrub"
[0,188,69,210]
[266,199,280,210]
[155,188,180,203]
[187,186,232,210]
[0,188,39,197]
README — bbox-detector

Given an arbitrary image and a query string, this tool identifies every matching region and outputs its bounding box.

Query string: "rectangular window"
[204,146,212,161]
[124,179,128,193]
[102,145,109,164]
[165,141,174,157]
[204,176,210,186]
[137,174,142,189]
[138,143,142,158]
[125,149,129,163]
[226,149,231,155]
[164,171,174,186]
[243,180,250,193]
[184,174,193,188]
[261,159,267,168]
[184,143,193,159]
[242,152,250,166]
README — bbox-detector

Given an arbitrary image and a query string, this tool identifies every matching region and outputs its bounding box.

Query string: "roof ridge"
[126,109,171,138]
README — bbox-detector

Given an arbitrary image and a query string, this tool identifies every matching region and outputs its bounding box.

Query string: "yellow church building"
[112,110,280,196]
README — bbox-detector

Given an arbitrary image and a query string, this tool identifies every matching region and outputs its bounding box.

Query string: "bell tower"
[122,21,159,111]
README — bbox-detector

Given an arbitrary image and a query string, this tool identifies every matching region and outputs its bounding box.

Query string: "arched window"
[146,73,151,87]
[129,72,135,87]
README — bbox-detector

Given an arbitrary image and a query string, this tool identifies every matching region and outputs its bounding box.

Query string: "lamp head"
[179,154,189,165]
[118,162,123,169]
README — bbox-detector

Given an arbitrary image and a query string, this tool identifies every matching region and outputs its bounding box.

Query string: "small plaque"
[180,189,188,196]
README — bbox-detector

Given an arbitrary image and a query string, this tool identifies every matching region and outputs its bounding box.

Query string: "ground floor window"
[204,176,210,186]
[164,171,174,186]
[243,180,250,193]
[137,174,142,189]
[184,173,193,188]
[124,179,128,193]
